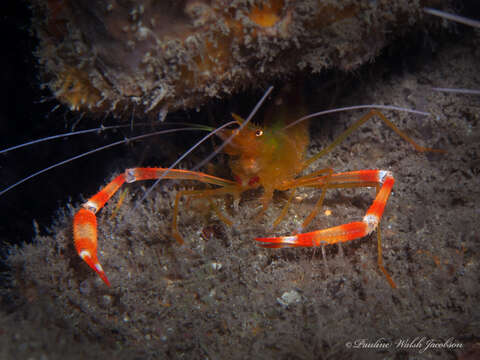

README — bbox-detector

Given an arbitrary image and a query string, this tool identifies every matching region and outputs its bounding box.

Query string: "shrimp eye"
[255,129,263,137]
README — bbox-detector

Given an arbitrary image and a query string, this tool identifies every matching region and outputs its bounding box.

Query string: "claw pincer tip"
[73,208,111,286]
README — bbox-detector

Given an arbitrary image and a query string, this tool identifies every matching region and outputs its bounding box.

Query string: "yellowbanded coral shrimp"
[68,86,444,289]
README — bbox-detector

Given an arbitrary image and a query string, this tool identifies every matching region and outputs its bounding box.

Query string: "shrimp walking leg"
[296,168,334,231]
[74,167,236,286]
[302,109,444,172]
[273,168,333,229]
[256,169,397,288]
[172,187,237,244]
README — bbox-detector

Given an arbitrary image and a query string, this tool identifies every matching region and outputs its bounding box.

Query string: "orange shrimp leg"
[172,187,237,244]
[256,169,397,287]
[301,109,444,173]
[73,167,236,286]
[273,168,334,229]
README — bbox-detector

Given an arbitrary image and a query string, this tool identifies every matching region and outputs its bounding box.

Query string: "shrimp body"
[219,112,309,207]
[73,93,442,288]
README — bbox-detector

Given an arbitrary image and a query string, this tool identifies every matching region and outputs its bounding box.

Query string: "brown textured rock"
[32,0,448,118]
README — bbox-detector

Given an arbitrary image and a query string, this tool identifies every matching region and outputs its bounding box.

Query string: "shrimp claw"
[256,169,396,287]
[74,208,111,286]
[73,173,125,286]
[73,169,235,286]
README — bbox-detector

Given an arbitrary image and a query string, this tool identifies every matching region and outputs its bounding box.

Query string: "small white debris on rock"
[211,262,222,271]
[277,290,302,307]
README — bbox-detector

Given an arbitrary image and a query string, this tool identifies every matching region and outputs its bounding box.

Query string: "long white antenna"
[424,7,480,28]
[285,104,430,130]
[0,128,202,197]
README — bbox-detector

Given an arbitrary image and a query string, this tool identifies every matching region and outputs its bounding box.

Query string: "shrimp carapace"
[218,113,309,199]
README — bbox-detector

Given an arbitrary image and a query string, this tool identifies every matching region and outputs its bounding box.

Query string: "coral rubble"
[32,0,448,117]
